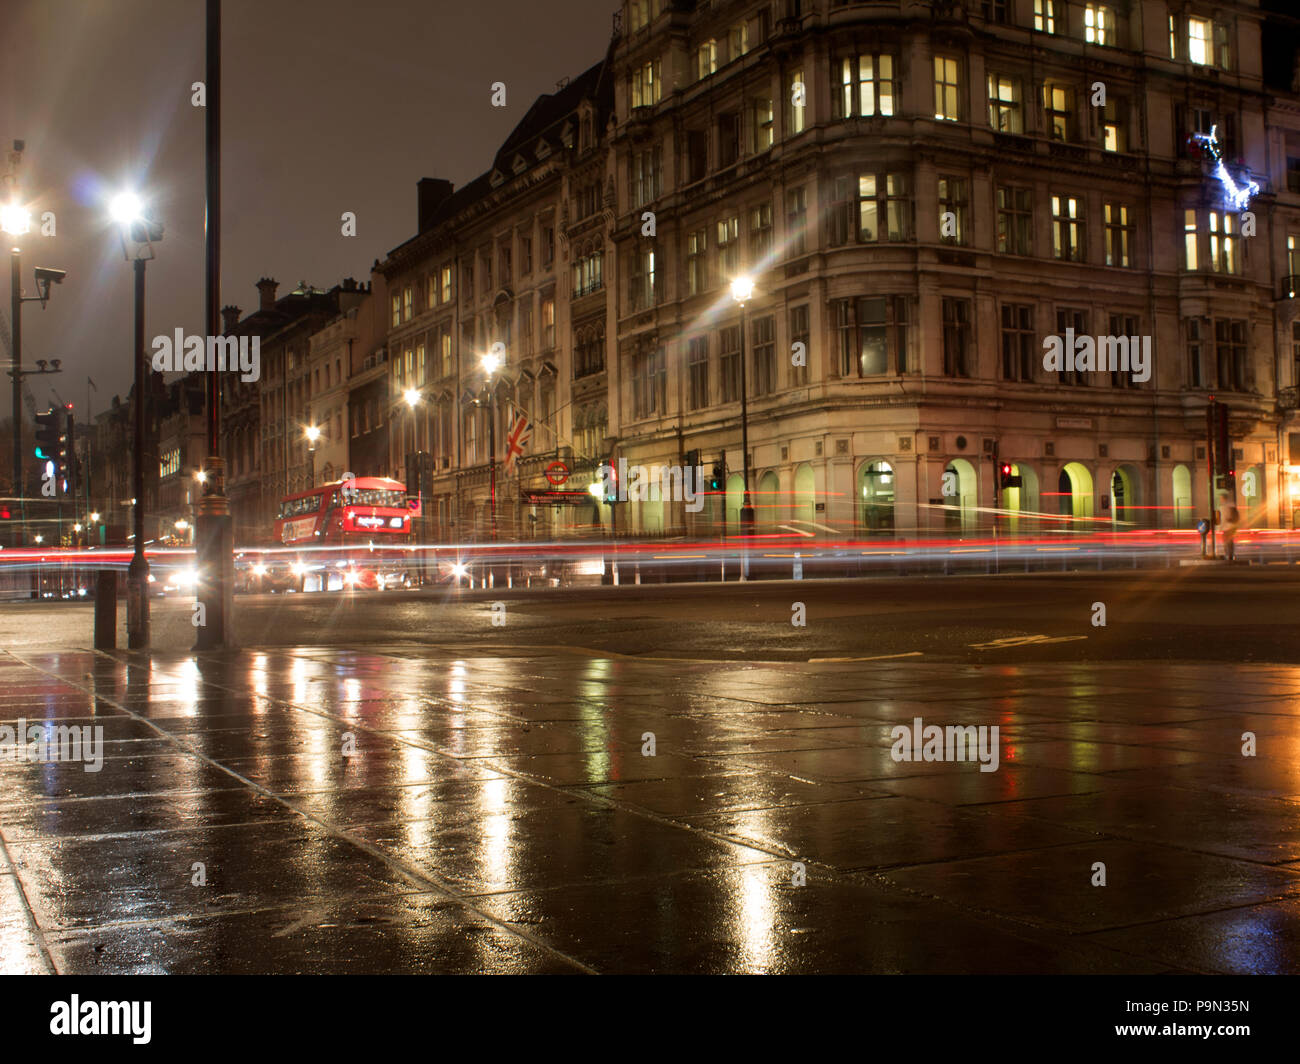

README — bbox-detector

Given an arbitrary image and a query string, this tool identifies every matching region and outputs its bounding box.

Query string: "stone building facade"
[602,0,1300,537]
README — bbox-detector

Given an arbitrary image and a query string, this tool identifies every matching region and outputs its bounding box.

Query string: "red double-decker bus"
[252,476,420,592]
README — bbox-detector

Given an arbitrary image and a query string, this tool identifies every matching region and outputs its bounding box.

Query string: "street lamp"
[111,189,162,650]
[304,425,321,488]
[729,276,756,532]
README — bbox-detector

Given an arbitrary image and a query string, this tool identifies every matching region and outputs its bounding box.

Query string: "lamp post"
[305,425,321,489]
[193,0,234,652]
[110,191,161,650]
[481,350,501,542]
[730,277,756,530]
[3,197,66,503]
[3,202,28,499]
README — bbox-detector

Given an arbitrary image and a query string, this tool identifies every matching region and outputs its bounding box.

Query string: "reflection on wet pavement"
[1,647,1298,973]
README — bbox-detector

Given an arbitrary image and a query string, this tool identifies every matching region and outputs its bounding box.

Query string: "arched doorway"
[943,458,978,532]
[1057,462,1095,531]
[859,460,895,534]
[725,473,746,530]
[1001,462,1038,535]
[758,470,780,529]
[1172,465,1192,527]
[793,464,816,526]
[1110,464,1141,529]
[1241,463,1265,525]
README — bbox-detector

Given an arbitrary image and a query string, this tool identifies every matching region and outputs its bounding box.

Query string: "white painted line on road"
[967,634,1089,649]
[808,651,925,663]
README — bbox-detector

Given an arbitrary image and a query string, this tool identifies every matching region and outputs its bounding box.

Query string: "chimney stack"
[417,178,454,234]
[220,305,241,334]
[255,277,278,311]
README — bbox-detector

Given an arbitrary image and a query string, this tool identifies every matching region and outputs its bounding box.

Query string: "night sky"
[1,0,614,413]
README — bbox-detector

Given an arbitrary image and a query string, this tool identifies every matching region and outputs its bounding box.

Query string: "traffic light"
[56,407,74,494]
[684,448,700,468]
[602,460,618,504]
[1212,400,1235,501]
[999,462,1023,490]
[34,409,59,461]
[709,460,724,493]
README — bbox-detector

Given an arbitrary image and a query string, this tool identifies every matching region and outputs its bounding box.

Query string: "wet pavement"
[1,645,1299,973]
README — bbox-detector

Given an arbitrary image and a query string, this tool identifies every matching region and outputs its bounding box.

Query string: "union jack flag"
[503,408,532,473]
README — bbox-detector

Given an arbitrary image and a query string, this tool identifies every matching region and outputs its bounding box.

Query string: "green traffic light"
[34,447,48,459]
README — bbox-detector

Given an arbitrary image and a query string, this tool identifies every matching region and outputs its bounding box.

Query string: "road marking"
[807,651,925,663]
[967,634,1089,649]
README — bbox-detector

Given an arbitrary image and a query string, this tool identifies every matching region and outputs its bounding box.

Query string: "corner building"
[606,0,1300,536]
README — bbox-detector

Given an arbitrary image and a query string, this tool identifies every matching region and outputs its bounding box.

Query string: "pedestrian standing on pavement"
[1217,491,1241,562]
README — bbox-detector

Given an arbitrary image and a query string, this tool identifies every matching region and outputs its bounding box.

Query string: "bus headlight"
[291,562,307,577]
[450,562,468,579]
[344,569,361,586]
[252,563,268,577]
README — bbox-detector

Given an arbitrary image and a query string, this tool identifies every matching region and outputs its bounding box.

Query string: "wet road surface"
[2,643,1298,973]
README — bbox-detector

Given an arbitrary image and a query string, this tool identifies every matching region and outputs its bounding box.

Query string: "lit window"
[1208,211,1238,274]
[1052,195,1083,261]
[1034,0,1055,34]
[987,75,1022,133]
[835,54,896,119]
[1188,17,1211,65]
[1104,202,1132,267]
[1184,210,1199,270]
[696,40,717,81]
[631,60,660,108]
[788,70,807,134]
[934,57,960,122]
[1085,5,1114,46]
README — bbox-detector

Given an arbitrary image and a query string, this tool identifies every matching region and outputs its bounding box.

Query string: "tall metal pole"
[488,391,497,542]
[127,258,149,649]
[10,246,21,497]
[738,302,754,528]
[195,0,233,650]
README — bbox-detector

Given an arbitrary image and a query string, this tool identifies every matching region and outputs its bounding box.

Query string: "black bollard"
[94,571,118,649]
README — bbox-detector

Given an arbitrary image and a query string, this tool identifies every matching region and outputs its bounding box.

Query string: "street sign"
[545,461,570,486]
[521,489,590,506]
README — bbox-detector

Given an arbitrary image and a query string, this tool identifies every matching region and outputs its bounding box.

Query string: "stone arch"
[725,472,746,530]
[858,459,896,534]
[758,470,780,528]
[1002,461,1039,535]
[942,457,978,533]
[1172,464,1193,527]
[1110,463,1142,529]
[1058,462,1095,529]
[1241,462,1266,525]
[793,463,816,526]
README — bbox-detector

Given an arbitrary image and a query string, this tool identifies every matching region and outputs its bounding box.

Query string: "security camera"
[34,267,66,285]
